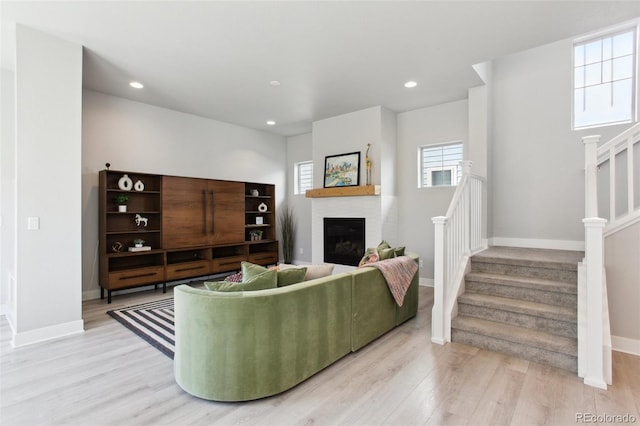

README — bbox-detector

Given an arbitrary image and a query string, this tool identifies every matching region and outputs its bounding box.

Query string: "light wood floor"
[1,286,639,426]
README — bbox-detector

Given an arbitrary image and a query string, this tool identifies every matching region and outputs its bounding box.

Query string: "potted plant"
[133,238,145,248]
[114,194,129,212]
[249,230,263,241]
[278,205,296,264]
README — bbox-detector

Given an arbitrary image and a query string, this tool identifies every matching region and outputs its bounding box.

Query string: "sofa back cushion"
[205,269,277,292]
[279,263,334,281]
[277,267,308,287]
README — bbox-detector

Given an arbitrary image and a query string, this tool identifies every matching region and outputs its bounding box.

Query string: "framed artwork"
[323,151,361,188]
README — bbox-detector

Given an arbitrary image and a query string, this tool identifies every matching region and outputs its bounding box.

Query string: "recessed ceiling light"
[129,81,144,89]
[266,120,276,126]
[404,81,418,88]
[270,81,281,86]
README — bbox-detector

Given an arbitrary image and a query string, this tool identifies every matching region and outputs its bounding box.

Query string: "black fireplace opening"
[323,218,365,266]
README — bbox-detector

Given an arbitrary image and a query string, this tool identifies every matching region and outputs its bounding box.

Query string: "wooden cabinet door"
[162,176,211,248]
[208,180,244,244]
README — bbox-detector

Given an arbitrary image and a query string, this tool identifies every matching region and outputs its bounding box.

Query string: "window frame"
[417,141,463,189]
[294,160,313,195]
[572,24,639,130]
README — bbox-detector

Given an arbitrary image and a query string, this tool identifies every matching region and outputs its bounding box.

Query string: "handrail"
[596,122,640,160]
[585,123,640,233]
[432,161,485,344]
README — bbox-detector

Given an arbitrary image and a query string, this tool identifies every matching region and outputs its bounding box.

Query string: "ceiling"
[3,1,640,137]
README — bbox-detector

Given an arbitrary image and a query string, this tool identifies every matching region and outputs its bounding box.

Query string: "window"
[294,161,313,195]
[419,142,463,188]
[573,27,637,129]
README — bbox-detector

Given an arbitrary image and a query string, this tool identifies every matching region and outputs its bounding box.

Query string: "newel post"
[583,135,600,218]
[583,217,607,390]
[431,216,448,345]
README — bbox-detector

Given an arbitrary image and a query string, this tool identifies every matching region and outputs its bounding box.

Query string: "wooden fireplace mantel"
[305,185,381,198]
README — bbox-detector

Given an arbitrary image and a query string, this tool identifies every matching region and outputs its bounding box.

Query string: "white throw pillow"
[279,263,335,281]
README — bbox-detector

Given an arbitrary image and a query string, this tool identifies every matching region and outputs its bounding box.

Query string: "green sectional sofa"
[173,254,419,402]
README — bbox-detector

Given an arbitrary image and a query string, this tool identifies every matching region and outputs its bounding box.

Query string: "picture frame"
[323,151,361,188]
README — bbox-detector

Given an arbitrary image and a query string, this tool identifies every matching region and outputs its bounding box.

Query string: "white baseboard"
[419,277,434,287]
[11,319,84,348]
[612,335,640,356]
[489,237,585,252]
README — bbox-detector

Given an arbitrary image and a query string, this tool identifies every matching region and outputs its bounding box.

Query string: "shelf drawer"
[166,260,211,280]
[248,252,278,265]
[212,255,246,272]
[107,266,165,290]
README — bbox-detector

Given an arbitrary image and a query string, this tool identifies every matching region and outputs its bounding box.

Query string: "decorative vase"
[134,180,145,191]
[250,189,259,196]
[258,202,268,212]
[118,205,127,212]
[118,174,133,191]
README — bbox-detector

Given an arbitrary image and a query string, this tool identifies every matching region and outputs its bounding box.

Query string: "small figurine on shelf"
[135,214,148,227]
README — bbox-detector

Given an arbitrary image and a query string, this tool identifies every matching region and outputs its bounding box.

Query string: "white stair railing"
[580,122,639,389]
[432,161,485,344]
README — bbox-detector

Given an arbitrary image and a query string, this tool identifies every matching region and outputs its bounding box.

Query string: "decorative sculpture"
[365,143,372,185]
[135,214,148,227]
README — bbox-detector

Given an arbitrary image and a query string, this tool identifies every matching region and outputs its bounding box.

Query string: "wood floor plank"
[1,285,639,426]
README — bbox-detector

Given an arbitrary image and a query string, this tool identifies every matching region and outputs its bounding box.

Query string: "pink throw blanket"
[363,256,418,306]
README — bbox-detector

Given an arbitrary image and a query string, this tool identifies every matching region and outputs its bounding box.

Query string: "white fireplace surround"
[311,195,397,272]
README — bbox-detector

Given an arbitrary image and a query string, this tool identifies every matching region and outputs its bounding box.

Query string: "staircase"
[451,246,584,372]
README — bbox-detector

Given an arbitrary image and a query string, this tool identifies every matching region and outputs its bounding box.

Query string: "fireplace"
[323,218,365,266]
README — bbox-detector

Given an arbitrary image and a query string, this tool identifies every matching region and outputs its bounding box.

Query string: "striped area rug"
[107,298,175,359]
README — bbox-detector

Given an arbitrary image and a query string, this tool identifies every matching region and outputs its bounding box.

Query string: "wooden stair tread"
[458,293,576,323]
[465,271,577,294]
[472,246,584,271]
[452,315,577,356]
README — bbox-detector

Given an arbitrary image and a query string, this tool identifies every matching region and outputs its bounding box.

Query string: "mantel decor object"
[323,151,360,188]
[365,143,372,186]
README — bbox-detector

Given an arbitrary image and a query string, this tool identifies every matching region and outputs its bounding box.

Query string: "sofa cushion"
[393,246,406,257]
[358,252,379,267]
[241,261,268,281]
[242,261,309,287]
[377,247,396,260]
[205,269,277,292]
[279,263,335,281]
[277,267,307,287]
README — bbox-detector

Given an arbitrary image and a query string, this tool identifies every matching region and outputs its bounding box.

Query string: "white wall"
[82,90,287,298]
[605,222,640,354]
[491,36,632,249]
[13,25,84,345]
[397,100,469,280]
[1,68,15,319]
[286,132,312,264]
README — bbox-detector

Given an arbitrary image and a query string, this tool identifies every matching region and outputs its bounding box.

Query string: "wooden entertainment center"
[99,170,278,303]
